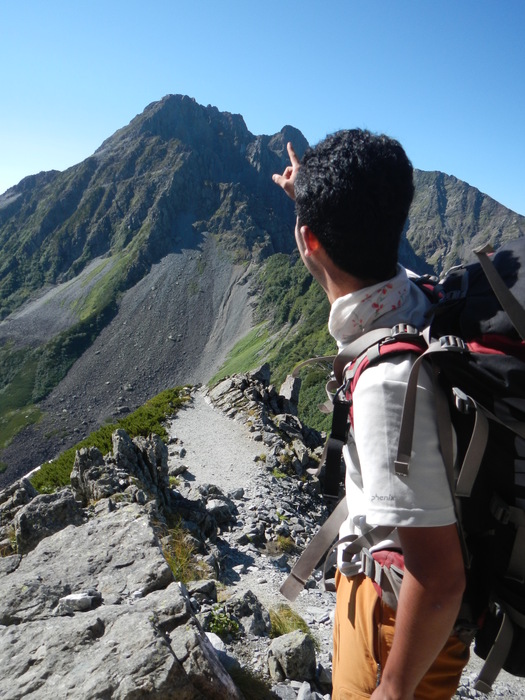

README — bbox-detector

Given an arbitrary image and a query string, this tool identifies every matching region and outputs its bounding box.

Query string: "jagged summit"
[96,95,251,160]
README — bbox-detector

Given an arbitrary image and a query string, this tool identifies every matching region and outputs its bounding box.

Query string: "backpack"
[280,237,525,693]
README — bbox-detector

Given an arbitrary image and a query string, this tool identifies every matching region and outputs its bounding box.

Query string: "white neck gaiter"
[328,265,422,348]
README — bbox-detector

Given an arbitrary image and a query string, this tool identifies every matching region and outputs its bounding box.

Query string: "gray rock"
[0,477,38,526]
[223,589,271,637]
[14,487,85,554]
[0,584,241,700]
[55,590,102,615]
[272,414,304,441]
[296,681,314,700]
[0,494,242,700]
[205,497,236,525]
[205,631,241,672]
[247,364,271,385]
[186,579,217,603]
[268,630,317,682]
[272,684,299,699]
[279,375,302,416]
[0,502,173,624]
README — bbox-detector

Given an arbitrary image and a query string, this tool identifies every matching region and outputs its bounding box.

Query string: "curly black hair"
[294,129,414,281]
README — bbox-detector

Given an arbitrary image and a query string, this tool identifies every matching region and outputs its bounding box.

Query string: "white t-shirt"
[328,266,457,575]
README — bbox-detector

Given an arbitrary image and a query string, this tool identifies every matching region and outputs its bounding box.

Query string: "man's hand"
[272,142,301,200]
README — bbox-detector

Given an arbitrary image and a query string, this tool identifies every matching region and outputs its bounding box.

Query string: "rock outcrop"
[0,366,333,699]
[0,429,244,699]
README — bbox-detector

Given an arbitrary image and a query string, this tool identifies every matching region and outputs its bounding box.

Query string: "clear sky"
[1,0,524,215]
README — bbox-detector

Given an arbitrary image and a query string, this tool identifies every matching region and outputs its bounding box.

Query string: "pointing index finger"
[287,142,300,167]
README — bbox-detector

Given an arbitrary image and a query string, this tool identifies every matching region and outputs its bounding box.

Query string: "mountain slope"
[1,94,524,486]
[407,170,525,273]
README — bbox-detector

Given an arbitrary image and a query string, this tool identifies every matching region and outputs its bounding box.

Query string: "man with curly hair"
[273,130,469,699]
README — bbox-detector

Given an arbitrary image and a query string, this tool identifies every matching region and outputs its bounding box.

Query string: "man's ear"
[300,225,321,256]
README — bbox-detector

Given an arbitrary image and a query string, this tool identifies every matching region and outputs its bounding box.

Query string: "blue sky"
[1,0,524,215]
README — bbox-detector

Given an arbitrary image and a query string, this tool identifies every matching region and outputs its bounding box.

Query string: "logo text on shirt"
[371,493,395,502]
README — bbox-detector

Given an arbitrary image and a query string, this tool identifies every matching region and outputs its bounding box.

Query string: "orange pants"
[332,571,470,700]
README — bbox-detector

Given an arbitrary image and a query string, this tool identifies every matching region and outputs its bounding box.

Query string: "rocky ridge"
[0,367,522,698]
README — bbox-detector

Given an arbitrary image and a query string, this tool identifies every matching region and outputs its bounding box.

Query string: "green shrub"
[30,386,189,493]
[208,605,241,640]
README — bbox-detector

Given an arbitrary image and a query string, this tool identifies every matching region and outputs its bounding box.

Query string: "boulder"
[268,630,317,682]
[14,487,86,554]
[223,589,271,637]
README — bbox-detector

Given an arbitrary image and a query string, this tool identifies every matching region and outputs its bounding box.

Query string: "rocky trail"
[167,384,336,697]
[0,367,523,699]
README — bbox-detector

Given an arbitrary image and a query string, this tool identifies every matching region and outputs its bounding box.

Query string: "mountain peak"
[96,94,251,157]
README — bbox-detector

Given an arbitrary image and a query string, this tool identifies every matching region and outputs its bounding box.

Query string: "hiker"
[272,131,469,700]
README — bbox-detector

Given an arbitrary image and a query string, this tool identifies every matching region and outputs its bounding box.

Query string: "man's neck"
[321,269,380,305]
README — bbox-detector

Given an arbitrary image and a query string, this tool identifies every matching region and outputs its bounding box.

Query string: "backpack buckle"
[439,335,467,352]
[390,324,420,340]
[453,387,474,414]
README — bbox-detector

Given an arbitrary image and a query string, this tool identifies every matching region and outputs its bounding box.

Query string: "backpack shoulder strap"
[279,497,349,602]
[333,328,394,384]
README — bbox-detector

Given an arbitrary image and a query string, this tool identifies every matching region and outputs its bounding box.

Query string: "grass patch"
[276,535,296,553]
[209,323,270,386]
[269,604,319,649]
[72,252,131,322]
[162,519,208,585]
[0,346,43,449]
[0,406,42,451]
[30,386,190,493]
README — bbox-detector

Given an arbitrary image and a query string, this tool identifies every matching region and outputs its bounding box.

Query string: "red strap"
[468,334,525,361]
[371,549,405,598]
[345,339,426,424]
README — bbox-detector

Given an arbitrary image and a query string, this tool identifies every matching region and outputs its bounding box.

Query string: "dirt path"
[167,390,261,493]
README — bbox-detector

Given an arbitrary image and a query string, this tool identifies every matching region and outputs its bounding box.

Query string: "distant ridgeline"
[0,93,524,478]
